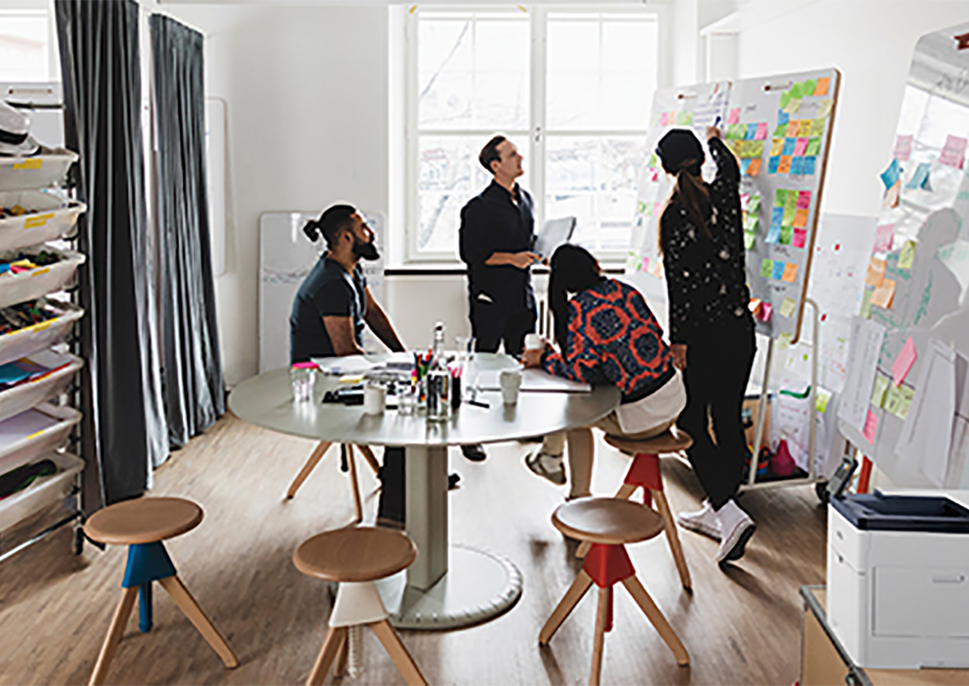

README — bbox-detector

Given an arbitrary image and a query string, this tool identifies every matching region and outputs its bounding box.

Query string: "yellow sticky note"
[779,297,797,317]
[784,97,801,114]
[871,374,890,408]
[782,263,798,283]
[777,332,793,349]
[817,99,834,118]
[797,120,811,137]
[861,289,873,319]
[865,257,886,287]
[816,389,831,414]
[898,239,916,270]
[810,119,826,137]
[771,138,784,156]
[12,158,42,170]
[870,278,896,309]
[884,384,914,419]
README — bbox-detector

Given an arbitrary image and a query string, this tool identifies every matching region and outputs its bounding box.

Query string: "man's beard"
[353,239,380,261]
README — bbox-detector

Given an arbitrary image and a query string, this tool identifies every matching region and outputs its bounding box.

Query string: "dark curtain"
[150,15,225,450]
[55,0,168,507]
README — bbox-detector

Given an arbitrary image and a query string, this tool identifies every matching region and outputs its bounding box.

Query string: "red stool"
[576,428,693,590]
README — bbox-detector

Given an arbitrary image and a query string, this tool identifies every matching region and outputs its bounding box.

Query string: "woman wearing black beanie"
[656,126,757,566]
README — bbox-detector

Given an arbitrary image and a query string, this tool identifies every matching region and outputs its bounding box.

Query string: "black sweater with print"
[659,136,752,344]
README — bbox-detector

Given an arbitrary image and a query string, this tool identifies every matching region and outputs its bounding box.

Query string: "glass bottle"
[426,322,450,421]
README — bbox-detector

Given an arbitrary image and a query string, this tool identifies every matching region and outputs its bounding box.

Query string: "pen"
[714,115,721,128]
[468,399,490,409]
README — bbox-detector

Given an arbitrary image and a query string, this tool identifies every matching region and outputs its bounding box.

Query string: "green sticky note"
[810,119,826,136]
[783,206,796,226]
[816,389,831,413]
[747,195,762,214]
[861,289,873,319]
[751,140,765,157]
[780,91,791,109]
[806,138,822,156]
[744,214,759,232]
[780,226,793,245]
[774,123,788,138]
[791,83,803,99]
[744,231,756,250]
[774,189,787,207]
[804,79,817,96]
[896,386,914,420]
[899,240,916,270]
[871,374,890,408]
[785,191,798,212]
[761,258,773,278]
[649,153,658,168]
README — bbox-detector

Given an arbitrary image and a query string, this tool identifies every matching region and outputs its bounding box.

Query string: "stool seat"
[84,497,203,546]
[294,526,417,583]
[604,427,693,456]
[553,498,664,546]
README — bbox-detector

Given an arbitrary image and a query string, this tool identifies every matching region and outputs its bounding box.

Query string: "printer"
[827,491,969,669]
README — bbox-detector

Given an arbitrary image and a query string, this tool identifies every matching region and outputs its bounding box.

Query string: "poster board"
[837,22,969,488]
[626,69,840,344]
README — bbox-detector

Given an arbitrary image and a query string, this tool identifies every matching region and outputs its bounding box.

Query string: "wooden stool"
[540,498,689,686]
[294,526,427,686]
[83,497,238,686]
[575,428,694,591]
[287,442,381,523]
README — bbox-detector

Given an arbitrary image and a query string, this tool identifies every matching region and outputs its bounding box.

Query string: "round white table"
[229,353,619,629]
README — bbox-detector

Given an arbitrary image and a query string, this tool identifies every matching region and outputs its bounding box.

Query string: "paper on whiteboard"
[896,337,957,486]
[837,317,886,430]
[534,217,576,259]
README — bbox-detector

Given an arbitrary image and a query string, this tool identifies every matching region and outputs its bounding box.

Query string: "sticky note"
[781,226,793,245]
[772,261,786,280]
[797,190,812,209]
[816,389,831,413]
[794,137,809,156]
[940,134,967,169]
[785,122,799,138]
[861,289,873,319]
[782,137,796,156]
[777,111,789,126]
[862,410,879,444]
[743,123,756,140]
[751,141,765,157]
[768,156,780,174]
[784,98,801,115]
[748,298,761,316]
[806,138,821,156]
[793,208,809,228]
[804,79,817,96]
[810,119,826,137]
[873,223,894,252]
[766,224,781,244]
[779,297,797,317]
[871,374,890,408]
[778,156,792,174]
[759,302,773,321]
[884,180,901,208]
[880,158,901,189]
[780,91,791,109]
[740,158,751,175]
[817,99,834,118]
[866,258,886,287]
[906,162,931,190]
[774,189,787,207]
[782,262,798,282]
[744,213,759,232]
[761,259,773,278]
[892,336,917,386]
[791,157,804,175]
[799,120,814,137]
[790,83,803,100]
[676,111,693,126]
[774,124,788,139]
[870,278,896,309]
[641,257,650,272]
[894,134,913,161]
[770,138,784,156]
[771,206,784,225]
[895,386,914,420]
[747,158,762,176]
[740,193,750,209]
[898,239,916,269]
[747,195,762,214]
[754,123,768,140]
[802,156,817,175]
[793,228,807,248]
[814,77,830,96]
[726,107,740,125]
[744,231,756,250]
[785,190,798,212]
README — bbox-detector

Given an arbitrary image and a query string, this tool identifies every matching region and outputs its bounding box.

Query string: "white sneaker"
[676,500,722,540]
[715,500,756,566]
[524,449,567,486]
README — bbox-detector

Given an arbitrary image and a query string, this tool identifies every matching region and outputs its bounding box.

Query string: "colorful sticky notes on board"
[772,261,786,280]
[747,194,762,214]
[794,137,809,156]
[802,156,817,175]
[894,134,913,161]
[778,156,793,174]
[779,297,797,318]
[898,240,916,269]
[907,162,931,190]
[759,302,773,322]
[755,123,768,140]
[880,158,901,188]
[766,224,782,244]
[885,385,914,420]
[939,134,967,168]
[817,99,834,119]
[793,209,809,228]
[770,138,784,156]
[870,278,896,309]
[796,190,812,209]
[806,138,821,156]
[744,231,756,250]
[862,410,879,444]
[726,107,740,125]
[866,257,886,287]
[768,156,780,174]
[810,119,826,137]
[761,259,773,278]
[871,374,890,408]
[814,77,830,96]
[816,389,832,413]
[873,223,895,252]
[793,228,807,248]
[747,158,763,176]
[782,262,798,282]
[781,226,793,245]
[784,97,801,115]
[774,189,787,207]
[861,289,873,319]
[892,336,918,386]
[782,138,796,155]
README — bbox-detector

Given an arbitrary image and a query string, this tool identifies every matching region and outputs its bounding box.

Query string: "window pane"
[419,15,529,130]
[547,15,657,131]
[0,14,49,82]
[545,135,647,253]
[417,135,530,255]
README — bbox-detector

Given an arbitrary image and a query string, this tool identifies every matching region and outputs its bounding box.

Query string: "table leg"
[404,445,448,590]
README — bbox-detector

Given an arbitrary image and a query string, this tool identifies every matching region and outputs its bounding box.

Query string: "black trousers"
[678,317,756,511]
[470,298,537,357]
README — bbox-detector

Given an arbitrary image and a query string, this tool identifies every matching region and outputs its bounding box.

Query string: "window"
[0,11,54,82]
[406,5,659,261]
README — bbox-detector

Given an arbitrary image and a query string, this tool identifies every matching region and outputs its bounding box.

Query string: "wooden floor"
[0,412,826,685]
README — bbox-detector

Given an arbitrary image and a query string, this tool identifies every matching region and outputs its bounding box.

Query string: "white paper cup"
[500,369,522,405]
[364,383,386,415]
[524,333,542,351]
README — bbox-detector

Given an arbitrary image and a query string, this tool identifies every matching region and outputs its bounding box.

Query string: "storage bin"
[0,451,82,532]
[0,351,83,424]
[0,403,81,475]
[0,299,84,367]
[0,246,85,308]
[0,152,78,192]
[0,190,85,253]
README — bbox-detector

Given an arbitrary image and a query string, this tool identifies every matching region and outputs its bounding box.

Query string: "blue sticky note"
[768,156,780,174]
[802,156,817,175]
[777,111,790,126]
[740,158,751,174]
[745,123,758,140]
[906,162,931,190]
[766,224,782,244]
[771,206,784,226]
[880,158,901,189]
[772,261,786,280]
[790,157,803,175]
[782,138,796,156]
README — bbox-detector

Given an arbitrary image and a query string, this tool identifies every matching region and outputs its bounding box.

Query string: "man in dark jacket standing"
[458,135,540,461]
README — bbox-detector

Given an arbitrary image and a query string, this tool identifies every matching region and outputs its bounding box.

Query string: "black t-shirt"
[459,180,536,311]
[289,256,368,363]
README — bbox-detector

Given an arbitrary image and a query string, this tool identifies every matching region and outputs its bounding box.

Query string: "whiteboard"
[258,211,385,373]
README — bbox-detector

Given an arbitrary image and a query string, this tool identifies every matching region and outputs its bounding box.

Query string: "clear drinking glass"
[398,383,418,416]
[290,365,316,402]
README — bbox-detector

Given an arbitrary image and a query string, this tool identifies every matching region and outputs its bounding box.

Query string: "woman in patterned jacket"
[656,126,757,566]
[522,244,686,501]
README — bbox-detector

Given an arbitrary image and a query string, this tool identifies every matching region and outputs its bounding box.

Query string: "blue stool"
[83,497,238,685]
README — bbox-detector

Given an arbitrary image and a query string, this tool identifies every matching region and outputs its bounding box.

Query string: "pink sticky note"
[754,123,768,141]
[940,134,968,168]
[793,137,809,156]
[873,223,895,253]
[726,108,740,125]
[892,336,917,387]
[894,134,913,161]
[759,302,773,322]
[740,193,750,210]
[659,112,669,126]
[862,410,879,444]
[793,228,807,248]
[797,190,812,210]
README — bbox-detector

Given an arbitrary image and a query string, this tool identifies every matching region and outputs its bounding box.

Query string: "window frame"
[403,3,665,264]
